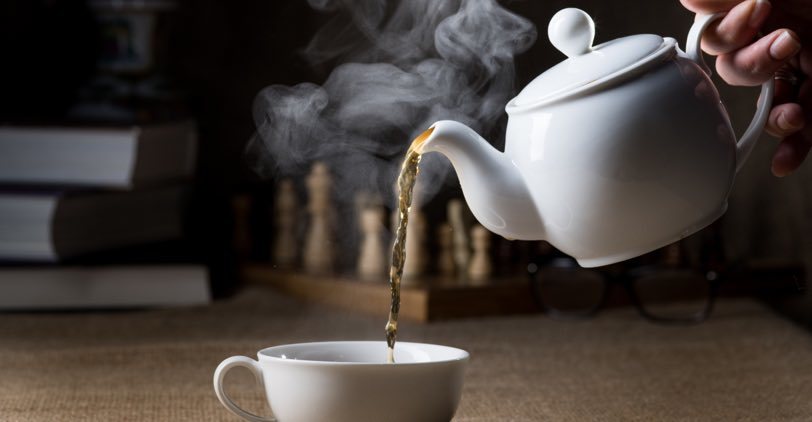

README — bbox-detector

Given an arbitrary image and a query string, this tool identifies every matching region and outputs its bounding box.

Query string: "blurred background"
[0,0,809,325]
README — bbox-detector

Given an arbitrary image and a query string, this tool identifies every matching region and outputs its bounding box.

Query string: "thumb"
[680,0,748,14]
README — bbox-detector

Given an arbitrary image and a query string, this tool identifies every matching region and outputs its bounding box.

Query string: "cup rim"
[257,341,470,366]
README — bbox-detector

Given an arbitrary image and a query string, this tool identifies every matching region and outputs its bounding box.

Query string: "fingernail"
[772,162,789,177]
[772,159,791,177]
[779,110,805,131]
[770,31,802,60]
[749,0,770,28]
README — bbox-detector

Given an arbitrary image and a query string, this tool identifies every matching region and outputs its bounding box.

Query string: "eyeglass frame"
[526,257,721,325]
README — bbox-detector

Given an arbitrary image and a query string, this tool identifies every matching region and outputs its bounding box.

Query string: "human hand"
[680,0,808,176]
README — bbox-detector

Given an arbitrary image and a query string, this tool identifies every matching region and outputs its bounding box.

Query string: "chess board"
[240,264,538,322]
[239,261,806,323]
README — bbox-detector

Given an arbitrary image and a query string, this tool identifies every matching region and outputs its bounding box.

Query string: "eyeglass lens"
[534,267,607,313]
[631,269,712,321]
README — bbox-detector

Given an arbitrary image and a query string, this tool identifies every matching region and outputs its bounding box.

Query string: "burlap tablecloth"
[1,285,811,421]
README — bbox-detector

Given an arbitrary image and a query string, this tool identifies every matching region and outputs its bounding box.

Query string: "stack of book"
[0,121,210,309]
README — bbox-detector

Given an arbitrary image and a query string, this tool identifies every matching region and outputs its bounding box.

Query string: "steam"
[249,0,535,195]
[247,0,536,263]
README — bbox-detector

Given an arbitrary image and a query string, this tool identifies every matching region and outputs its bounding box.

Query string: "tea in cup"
[213,341,469,422]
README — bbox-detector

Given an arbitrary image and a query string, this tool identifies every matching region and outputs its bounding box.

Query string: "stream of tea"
[385,127,434,363]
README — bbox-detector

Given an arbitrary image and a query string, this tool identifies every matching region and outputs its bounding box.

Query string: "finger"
[772,131,812,176]
[698,0,771,55]
[799,48,812,78]
[680,0,746,14]
[716,29,801,85]
[773,76,798,105]
[766,102,804,137]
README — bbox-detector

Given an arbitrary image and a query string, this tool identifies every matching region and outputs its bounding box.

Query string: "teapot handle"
[686,13,775,173]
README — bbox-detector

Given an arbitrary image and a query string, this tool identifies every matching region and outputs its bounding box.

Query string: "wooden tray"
[240,264,539,323]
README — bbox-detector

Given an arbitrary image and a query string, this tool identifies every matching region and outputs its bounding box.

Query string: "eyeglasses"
[527,257,719,324]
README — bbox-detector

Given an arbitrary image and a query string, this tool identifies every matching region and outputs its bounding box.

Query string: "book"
[0,185,185,262]
[0,121,196,188]
[0,264,210,310]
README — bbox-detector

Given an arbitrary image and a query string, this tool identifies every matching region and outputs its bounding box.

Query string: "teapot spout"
[419,120,545,240]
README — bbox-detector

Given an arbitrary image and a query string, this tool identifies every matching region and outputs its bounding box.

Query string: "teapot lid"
[507,8,677,111]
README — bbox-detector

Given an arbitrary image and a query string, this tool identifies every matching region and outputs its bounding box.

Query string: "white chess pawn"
[437,223,455,276]
[447,199,470,277]
[357,205,386,280]
[273,179,298,267]
[468,224,492,284]
[303,162,334,273]
[391,207,427,284]
[403,207,427,278]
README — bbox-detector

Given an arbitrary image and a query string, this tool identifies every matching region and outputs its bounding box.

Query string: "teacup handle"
[686,13,775,173]
[213,356,275,422]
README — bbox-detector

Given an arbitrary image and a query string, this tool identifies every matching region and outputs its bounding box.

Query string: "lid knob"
[548,8,595,58]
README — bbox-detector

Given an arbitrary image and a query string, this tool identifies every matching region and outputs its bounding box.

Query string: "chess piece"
[357,205,386,280]
[272,179,298,268]
[437,223,455,276]
[391,207,427,284]
[303,162,334,273]
[403,207,427,278]
[232,194,252,260]
[392,210,427,284]
[389,174,428,284]
[493,235,518,277]
[447,199,470,278]
[468,224,492,284]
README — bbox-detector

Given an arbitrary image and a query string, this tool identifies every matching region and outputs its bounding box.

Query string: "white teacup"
[213,341,469,422]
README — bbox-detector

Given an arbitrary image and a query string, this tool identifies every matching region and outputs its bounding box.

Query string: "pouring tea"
[417,8,774,267]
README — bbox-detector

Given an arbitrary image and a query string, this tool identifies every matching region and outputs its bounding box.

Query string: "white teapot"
[420,8,773,267]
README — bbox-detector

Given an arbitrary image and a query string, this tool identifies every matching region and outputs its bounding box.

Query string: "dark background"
[0,0,695,185]
[0,0,710,296]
